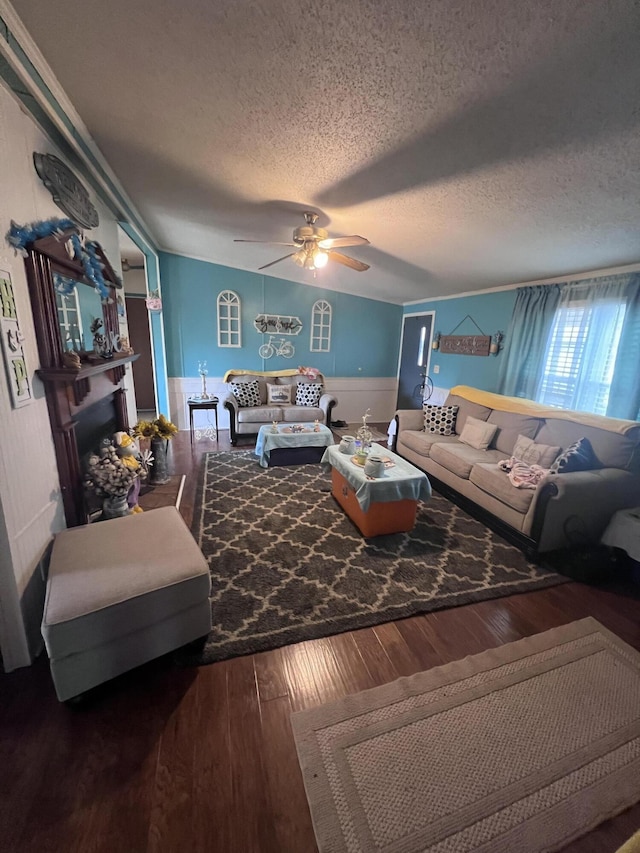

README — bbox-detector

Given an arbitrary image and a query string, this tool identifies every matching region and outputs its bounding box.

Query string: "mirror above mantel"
[23,228,139,527]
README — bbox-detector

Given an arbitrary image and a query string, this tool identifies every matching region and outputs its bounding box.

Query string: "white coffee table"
[255,423,334,468]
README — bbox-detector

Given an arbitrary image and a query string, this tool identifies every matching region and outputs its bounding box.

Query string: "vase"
[102,494,130,520]
[149,438,170,484]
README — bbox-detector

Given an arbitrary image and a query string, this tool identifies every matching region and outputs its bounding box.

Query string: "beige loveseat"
[395,385,640,555]
[221,369,338,445]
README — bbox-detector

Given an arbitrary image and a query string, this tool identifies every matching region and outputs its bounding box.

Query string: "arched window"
[310,300,332,352]
[217,290,241,347]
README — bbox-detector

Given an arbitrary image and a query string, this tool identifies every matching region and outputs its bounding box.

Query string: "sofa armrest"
[527,468,640,553]
[319,392,337,425]
[395,409,424,433]
[221,392,239,444]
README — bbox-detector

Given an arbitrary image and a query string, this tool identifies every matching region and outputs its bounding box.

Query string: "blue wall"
[159,252,402,377]
[406,290,517,392]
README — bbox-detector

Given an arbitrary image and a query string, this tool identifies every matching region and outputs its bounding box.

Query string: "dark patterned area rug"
[187,452,566,664]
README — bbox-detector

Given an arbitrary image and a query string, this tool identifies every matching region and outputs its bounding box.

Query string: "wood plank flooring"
[2,429,640,853]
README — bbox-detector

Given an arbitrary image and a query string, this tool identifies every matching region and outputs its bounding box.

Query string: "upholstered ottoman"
[41,506,211,701]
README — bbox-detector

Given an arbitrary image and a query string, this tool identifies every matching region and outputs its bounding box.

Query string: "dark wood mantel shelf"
[37,353,139,407]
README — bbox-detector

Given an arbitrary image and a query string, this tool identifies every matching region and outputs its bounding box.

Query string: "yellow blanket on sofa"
[450,386,639,435]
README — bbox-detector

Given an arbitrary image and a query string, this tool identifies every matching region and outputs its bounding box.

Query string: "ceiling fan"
[235,211,370,272]
[121,257,145,272]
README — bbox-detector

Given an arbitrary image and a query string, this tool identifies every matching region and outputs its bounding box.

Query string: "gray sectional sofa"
[394,385,640,555]
[221,368,337,445]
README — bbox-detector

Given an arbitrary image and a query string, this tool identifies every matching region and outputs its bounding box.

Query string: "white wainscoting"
[168,376,399,432]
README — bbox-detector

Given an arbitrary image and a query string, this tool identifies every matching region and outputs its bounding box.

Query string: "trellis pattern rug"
[188,452,566,664]
[292,618,640,853]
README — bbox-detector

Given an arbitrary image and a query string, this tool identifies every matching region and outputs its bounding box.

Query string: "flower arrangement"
[132,414,178,441]
[84,441,139,498]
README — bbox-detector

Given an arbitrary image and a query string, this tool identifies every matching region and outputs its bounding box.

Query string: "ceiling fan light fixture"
[293,248,307,268]
[313,248,328,268]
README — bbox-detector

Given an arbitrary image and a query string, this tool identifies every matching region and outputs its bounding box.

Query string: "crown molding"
[402,259,640,306]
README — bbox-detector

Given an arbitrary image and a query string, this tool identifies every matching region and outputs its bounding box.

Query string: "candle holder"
[198,361,211,400]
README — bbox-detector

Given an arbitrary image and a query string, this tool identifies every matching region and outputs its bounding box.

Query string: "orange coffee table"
[322,443,431,537]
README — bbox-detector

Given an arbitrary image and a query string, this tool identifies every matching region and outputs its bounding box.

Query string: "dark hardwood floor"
[2,429,639,853]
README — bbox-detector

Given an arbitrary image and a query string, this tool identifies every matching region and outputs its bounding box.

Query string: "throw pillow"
[229,380,261,408]
[267,383,292,405]
[295,383,323,406]
[458,415,499,451]
[549,437,598,474]
[512,434,562,468]
[423,404,459,436]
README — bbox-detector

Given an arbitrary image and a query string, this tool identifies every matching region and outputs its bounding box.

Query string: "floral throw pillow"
[229,380,261,408]
[295,383,323,406]
[549,437,598,474]
[423,404,458,436]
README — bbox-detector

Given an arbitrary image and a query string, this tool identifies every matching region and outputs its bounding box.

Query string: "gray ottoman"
[41,506,211,701]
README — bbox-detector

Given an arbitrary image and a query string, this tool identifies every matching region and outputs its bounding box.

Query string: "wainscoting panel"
[168,376,399,431]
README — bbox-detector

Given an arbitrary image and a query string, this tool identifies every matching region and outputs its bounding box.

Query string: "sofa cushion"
[230,380,261,407]
[487,410,543,455]
[237,406,284,423]
[295,383,323,406]
[283,406,323,422]
[535,418,640,471]
[512,434,561,468]
[459,416,499,451]
[549,437,598,474]
[267,382,292,405]
[423,404,458,435]
[445,394,492,435]
[398,431,460,459]
[430,442,503,479]
[469,463,536,514]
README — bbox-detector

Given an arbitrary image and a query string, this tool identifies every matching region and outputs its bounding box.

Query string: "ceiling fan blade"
[318,235,369,250]
[328,251,370,272]
[234,240,296,246]
[258,252,297,271]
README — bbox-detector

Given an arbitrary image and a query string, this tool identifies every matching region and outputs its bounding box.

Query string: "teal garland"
[6,217,111,302]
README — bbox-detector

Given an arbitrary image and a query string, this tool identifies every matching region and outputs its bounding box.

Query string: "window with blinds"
[537,299,626,415]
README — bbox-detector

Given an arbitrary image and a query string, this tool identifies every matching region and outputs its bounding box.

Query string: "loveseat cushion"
[295,383,323,406]
[283,406,323,422]
[469,463,537,513]
[445,394,492,434]
[237,406,284,423]
[267,383,292,405]
[230,380,261,407]
[430,442,503,479]
[487,410,543,455]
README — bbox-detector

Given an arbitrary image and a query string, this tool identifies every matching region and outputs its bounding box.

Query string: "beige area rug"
[292,618,640,853]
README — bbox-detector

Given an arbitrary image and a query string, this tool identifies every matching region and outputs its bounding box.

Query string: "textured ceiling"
[11,0,640,304]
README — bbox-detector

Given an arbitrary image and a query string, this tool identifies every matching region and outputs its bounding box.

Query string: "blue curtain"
[498,284,562,399]
[607,273,640,420]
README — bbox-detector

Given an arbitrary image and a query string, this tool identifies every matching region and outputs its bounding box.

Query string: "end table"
[187,396,219,444]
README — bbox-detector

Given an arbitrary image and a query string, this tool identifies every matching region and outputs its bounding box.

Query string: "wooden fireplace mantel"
[24,229,139,528]
[37,352,139,407]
